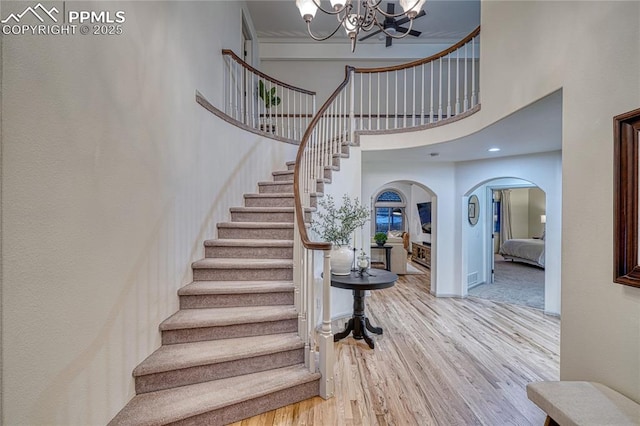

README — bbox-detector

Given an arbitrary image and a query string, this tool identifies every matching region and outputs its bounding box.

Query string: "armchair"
[371,231,408,274]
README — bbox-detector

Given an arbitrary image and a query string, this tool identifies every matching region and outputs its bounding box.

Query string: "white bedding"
[499,238,545,267]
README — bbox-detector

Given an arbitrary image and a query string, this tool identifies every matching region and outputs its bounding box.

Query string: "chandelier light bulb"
[342,14,359,37]
[296,0,318,21]
[399,0,426,18]
[330,0,346,11]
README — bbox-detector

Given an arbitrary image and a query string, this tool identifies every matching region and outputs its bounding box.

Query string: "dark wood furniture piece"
[370,244,392,271]
[411,242,431,268]
[330,270,398,349]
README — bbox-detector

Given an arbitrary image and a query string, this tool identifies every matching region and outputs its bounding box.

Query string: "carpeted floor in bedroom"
[468,254,544,310]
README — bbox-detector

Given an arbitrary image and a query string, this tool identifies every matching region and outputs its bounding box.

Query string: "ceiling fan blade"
[386,36,393,47]
[396,26,408,34]
[386,3,394,14]
[408,29,421,37]
[395,10,426,26]
[359,29,383,41]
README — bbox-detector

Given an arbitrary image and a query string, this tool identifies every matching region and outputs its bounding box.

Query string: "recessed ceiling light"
[488,148,501,152]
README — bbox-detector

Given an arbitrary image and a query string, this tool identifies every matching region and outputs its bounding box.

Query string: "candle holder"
[356,250,372,277]
[351,246,358,272]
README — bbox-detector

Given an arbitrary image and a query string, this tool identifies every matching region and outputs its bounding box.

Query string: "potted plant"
[374,232,388,246]
[311,194,370,275]
[258,80,281,133]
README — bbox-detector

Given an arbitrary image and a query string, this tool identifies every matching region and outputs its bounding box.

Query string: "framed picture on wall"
[613,107,640,288]
[468,195,479,226]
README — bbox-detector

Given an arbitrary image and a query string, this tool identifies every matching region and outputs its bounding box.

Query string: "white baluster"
[350,71,356,145]
[394,71,398,129]
[472,36,477,107]
[464,42,469,112]
[421,63,425,125]
[455,49,460,115]
[430,61,434,124]
[359,73,363,133]
[377,73,381,130]
[385,72,389,130]
[368,73,372,131]
[447,54,452,118]
[438,58,443,122]
[412,67,416,127]
[403,68,407,128]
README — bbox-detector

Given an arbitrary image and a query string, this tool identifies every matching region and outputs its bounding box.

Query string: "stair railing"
[351,26,480,133]
[292,26,480,400]
[222,50,316,142]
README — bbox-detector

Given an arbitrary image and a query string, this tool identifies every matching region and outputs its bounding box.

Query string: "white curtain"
[499,190,513,248]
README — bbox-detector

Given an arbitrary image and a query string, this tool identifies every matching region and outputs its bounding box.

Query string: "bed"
[499,238,545,268]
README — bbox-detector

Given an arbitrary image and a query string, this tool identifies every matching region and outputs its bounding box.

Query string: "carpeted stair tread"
[217,222,294,229]
[203,239,293,248]
[257,181,293,187]
[243,192,323,199]
[229,207,312,213]
[178,280,294,295]
[133,333,303,376]
[160,305,297,330]
[109,365,320,426]
[192,258,293,269]
[244,193,294,200]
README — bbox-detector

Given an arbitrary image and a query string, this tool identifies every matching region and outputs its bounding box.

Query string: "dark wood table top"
[330,270,398,291]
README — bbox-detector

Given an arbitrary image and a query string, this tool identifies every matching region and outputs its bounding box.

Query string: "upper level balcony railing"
[350,27,480,133]
[222,50,316,143]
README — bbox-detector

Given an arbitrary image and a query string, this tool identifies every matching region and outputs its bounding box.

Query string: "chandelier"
[295,0,427,52]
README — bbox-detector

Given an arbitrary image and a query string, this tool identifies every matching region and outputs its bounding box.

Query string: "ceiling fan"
[359,3,426,47]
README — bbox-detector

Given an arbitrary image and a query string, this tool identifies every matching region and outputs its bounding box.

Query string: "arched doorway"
[368,181,437,293]
[463,177,550,311]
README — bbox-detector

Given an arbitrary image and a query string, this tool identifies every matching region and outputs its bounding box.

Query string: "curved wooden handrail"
[352,26,480,74]
[222,49,317,96]
[293,66,355,250]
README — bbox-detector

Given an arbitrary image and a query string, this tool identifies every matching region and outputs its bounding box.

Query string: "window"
[374,190,406,233]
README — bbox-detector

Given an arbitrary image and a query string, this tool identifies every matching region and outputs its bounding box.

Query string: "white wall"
[528,188,546,238]
[362,162,456,296]
[261,59,406,107]
[1,1,299,424]
[510,188,530,238]
[482,0,640,401]
[464,186,487,287]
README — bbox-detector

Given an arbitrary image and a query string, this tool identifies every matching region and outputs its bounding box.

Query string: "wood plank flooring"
[231,265,559,426]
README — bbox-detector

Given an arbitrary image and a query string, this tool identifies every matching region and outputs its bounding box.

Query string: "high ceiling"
[246,1,481,46]
[245,1,563,164]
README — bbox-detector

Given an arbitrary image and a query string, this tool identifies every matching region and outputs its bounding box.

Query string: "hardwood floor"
[231,265,560,426]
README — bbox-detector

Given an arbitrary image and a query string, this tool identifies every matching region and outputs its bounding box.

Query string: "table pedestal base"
[334,289,383,349]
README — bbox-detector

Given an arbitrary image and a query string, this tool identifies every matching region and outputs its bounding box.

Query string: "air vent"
[467,272,479,285]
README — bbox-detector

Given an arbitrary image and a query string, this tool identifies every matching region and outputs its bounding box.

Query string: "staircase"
[109,159,333,425]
